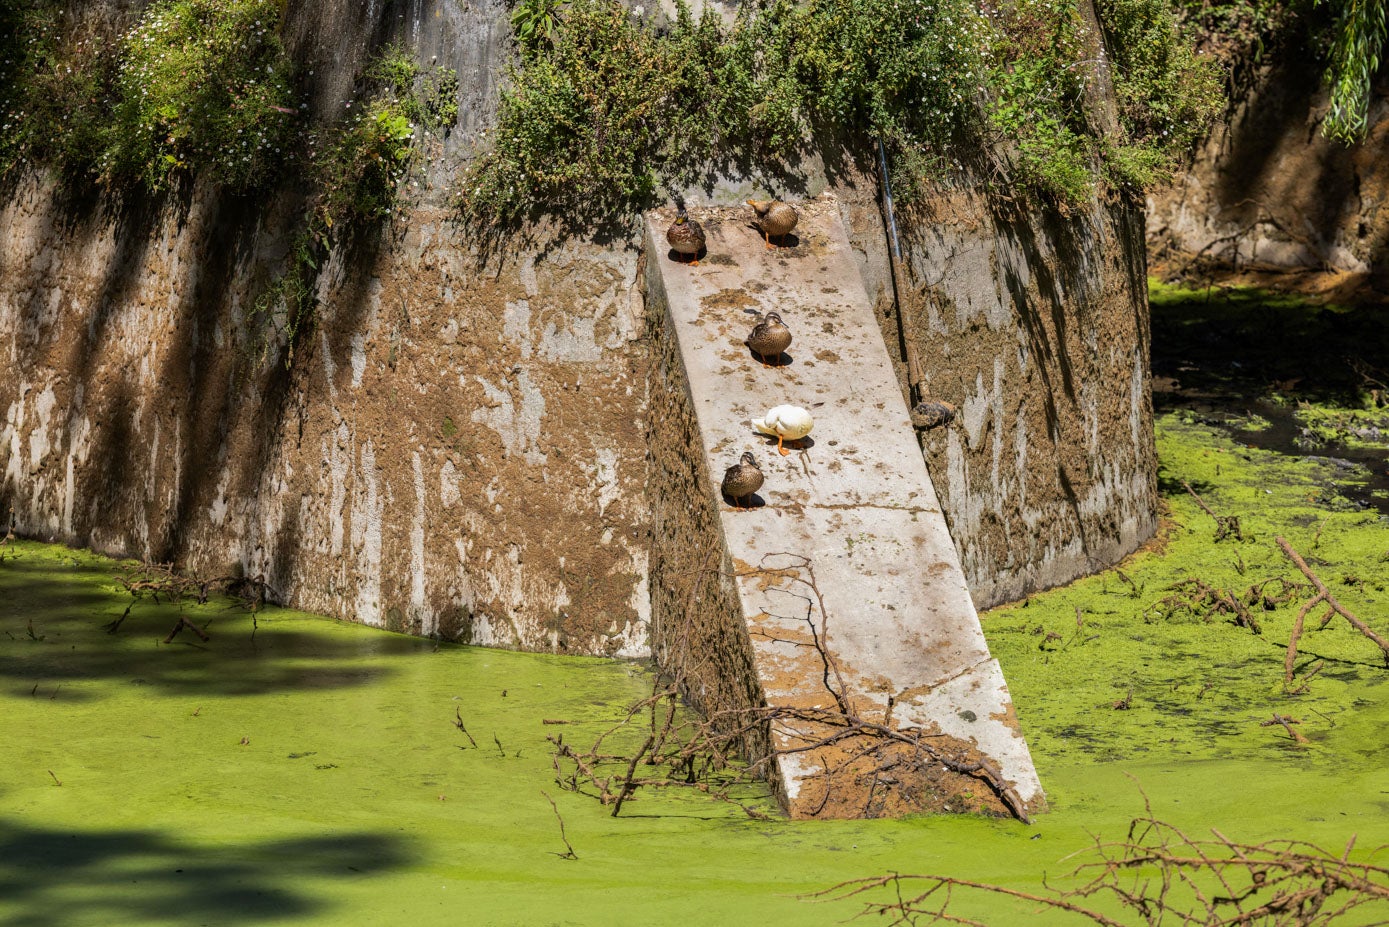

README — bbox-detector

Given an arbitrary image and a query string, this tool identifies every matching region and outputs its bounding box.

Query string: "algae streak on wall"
[1,0,1155,654]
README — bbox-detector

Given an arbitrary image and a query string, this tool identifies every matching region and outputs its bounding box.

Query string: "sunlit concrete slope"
[645,195,1044,819]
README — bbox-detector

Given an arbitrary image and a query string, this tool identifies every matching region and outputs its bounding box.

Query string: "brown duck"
[666,201,706,265]
[720,451,764,508]
[747,199,798,248]
[911,398,956,430]
[745,311,792,367]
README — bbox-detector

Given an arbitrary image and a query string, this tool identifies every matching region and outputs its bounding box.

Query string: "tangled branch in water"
[105,561,275,641]
[814,796,1389,925]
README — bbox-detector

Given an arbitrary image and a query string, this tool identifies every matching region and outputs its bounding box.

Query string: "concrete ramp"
[644,196,1044,819]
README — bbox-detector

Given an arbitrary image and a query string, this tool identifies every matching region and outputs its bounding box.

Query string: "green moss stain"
[4,403,1389,923]
[988,411,1389,768]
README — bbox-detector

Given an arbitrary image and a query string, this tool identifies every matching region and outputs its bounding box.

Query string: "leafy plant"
[315,99,416,230]
[100,0,296,193]
[458,0,990,224]
[511,0,566,50]
[983,0,1097,207]
[1319,0,1387,143]
[0,2,120,186]
[1096,0,1223,190]
[312,44,457,230]
[463,0,1221,222]
[364,42,460,133]
[250,44,458,369]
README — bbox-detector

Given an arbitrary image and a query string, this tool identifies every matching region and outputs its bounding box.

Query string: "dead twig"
[1278,536,1389,689]
[813,803,1389,925]
[1260,713,1310,744]
[162,615,211,644]
[1182,480,1243,541]
[1143,577,1267,633]
[554,547,1033,824]
[105,562,274,636]
[453,707,478,748]
[540,790,578,860]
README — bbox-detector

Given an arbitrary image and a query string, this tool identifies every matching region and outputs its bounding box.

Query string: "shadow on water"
[0,818,414,927]
[1150,284,1389,512]
[0,552,434,699]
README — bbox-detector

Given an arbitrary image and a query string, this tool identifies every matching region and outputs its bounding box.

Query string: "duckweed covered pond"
[4,285,1389,925]
[5,416,1388,925]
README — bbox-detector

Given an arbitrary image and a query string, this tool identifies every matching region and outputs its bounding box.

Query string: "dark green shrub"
[0,2,54,180]
[984,0,1097,207]
[463,0,1224,220]
[101,0,296,193]
[460,0,692,223]
[0,3,119,185]
[760,0,987,187]
[458,0,987,224]
[1172,0,1302,62]
[1096,0,1223,189]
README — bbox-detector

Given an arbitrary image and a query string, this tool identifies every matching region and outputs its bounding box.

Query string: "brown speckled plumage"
[721,451,764,507]
[746,312,792,367]
[666,205,706,264]
[747,199,799,247]
[911,399,956,430]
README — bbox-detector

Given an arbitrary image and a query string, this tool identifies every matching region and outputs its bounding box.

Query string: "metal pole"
[876,138,921,407]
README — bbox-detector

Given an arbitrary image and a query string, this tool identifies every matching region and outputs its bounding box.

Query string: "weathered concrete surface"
[0,0,1156,657]
[1148,29,1389,279]
[889,194,1158,609]
[0,0,655,655]
[644,197,1044,818]
[0,184,653,654]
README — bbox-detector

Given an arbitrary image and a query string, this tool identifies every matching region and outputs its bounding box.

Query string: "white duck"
[752,405,814,456]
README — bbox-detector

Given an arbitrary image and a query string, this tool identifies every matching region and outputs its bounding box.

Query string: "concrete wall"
[1148,28,1389,278]
[0,0,1156,652]
[889,194,1158,608]
[0,0,652,653]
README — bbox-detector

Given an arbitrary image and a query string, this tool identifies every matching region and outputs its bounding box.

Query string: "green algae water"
[6,291,1389,924]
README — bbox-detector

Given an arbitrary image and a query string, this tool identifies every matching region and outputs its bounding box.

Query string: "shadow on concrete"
[0,817,414,927]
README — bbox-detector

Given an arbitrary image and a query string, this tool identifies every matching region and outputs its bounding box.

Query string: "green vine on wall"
[0,0,296,193]
[248,44,459,370]
[459,0,1220,224]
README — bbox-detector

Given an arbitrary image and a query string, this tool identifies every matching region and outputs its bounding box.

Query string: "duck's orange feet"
[777,436,789,456]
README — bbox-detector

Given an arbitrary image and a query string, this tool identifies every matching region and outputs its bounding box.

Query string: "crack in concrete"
[892,656,996,705]
[797,502,939,514]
